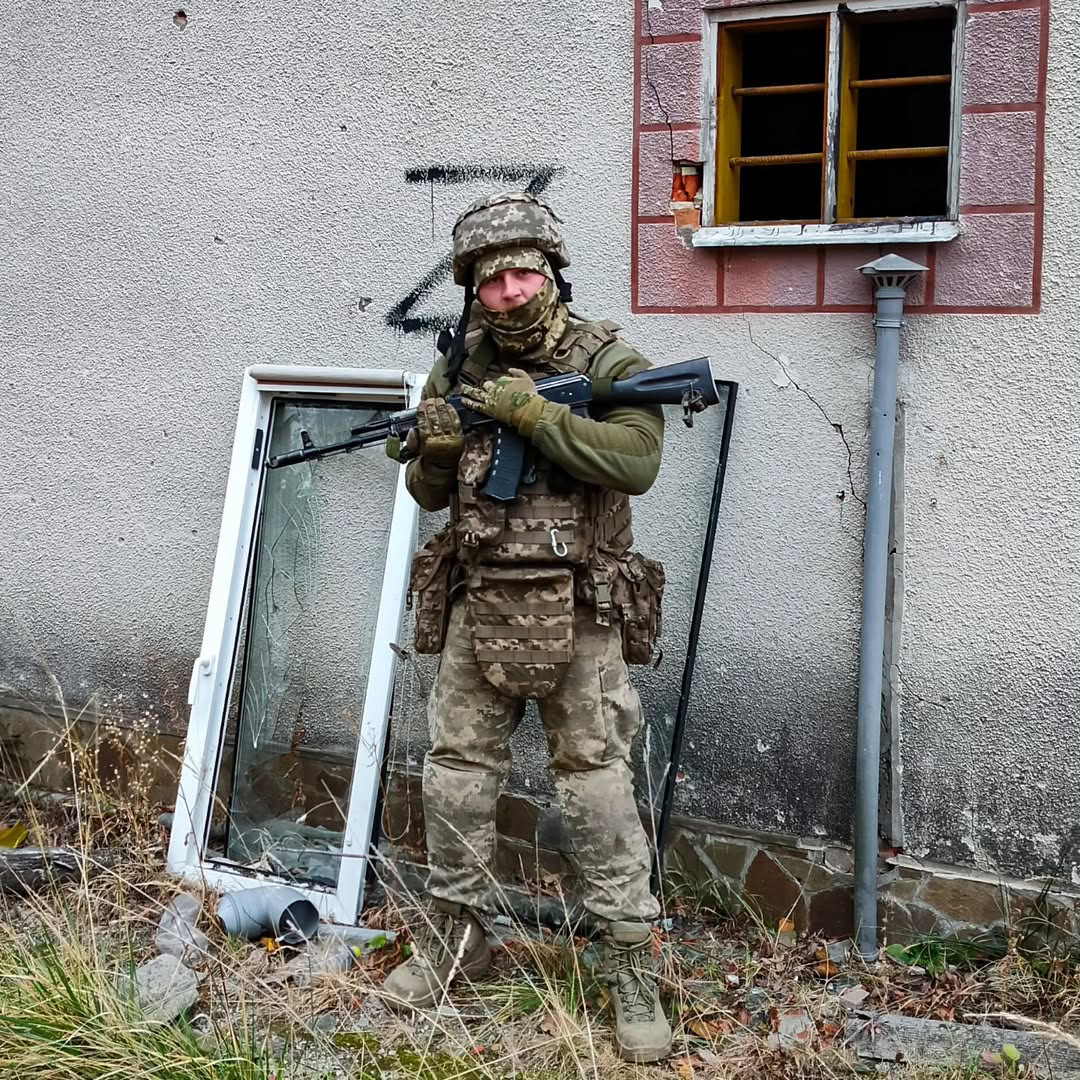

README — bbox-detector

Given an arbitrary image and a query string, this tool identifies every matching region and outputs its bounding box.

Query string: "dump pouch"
[407,527,457,654]
[614,552,666,665]
[465,564,575,698]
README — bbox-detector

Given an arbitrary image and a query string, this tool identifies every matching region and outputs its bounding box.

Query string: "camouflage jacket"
[405,313,665,513]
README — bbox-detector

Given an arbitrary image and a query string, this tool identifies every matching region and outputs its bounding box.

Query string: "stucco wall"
[895,0,1080,870]
[0,0,1076,880]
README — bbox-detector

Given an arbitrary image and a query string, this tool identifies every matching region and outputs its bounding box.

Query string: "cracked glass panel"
[633,385,734,839]
[211,396,400,888]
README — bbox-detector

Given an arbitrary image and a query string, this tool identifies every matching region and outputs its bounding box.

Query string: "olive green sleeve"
[404,356,456,512]
[529,344,665,496]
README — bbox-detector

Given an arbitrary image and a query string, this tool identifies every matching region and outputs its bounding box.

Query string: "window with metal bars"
[714,6,959,226]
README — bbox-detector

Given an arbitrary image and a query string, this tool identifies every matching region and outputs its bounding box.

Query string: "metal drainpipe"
[853,254,928,960]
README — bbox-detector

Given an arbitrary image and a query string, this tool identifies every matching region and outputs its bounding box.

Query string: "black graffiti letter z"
[385,164,563,337]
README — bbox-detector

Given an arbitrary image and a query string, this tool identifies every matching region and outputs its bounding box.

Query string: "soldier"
[383,192,671,1063]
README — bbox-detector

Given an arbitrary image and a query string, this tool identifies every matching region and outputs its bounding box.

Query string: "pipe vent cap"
[857,253,929,291]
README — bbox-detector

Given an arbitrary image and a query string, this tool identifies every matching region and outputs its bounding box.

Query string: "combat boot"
[603,920,672,1063]
[383,898,491,1009]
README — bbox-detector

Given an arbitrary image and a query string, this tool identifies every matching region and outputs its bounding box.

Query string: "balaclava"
[473,245,568,357]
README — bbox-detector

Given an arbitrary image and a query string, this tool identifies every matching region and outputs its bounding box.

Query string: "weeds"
[3,679,1080,1078]
[0,932,281,1079]
[663,866,735,924]
[477,937,603,1024]
[885,935,1009,975]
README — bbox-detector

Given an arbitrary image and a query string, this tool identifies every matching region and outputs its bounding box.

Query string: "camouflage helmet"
[451,191,570,286]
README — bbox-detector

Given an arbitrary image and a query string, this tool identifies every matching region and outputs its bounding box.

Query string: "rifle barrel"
[267,422,396,469]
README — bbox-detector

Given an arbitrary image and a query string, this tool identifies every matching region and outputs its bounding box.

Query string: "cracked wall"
[0,0,1077,882]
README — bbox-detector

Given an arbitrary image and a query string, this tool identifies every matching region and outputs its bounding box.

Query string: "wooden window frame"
[696,0,964,249]
[715,15,831,228]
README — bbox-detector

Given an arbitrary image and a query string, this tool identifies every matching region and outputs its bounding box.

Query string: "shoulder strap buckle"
[590,567,613,625]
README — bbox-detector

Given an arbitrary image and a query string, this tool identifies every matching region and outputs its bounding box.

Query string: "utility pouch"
[614,552,666,665]
[454,431,506,554]
[407,528,456,654]
[465,565,575,699]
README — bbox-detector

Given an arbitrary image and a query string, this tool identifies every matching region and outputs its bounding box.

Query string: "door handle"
[187,653,215,707]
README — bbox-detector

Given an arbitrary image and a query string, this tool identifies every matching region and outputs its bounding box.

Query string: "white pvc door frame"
[166,365,422,925]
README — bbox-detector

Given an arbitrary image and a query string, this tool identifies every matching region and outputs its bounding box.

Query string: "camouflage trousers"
[423,599,660,923]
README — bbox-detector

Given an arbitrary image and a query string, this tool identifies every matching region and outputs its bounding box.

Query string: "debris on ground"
[4,779,1080,1078]
[155,891,211,968]
[216,883,320,944]
[848,1010,1080,1077]
[836,983,871,1008]
[0,822,28,848]
[768,1006,816,1050]
[268,935,358,986]
[0,845,114,894]
[118,953,202,1025]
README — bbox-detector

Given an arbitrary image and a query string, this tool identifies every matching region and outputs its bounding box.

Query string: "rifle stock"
[592,356,718,415]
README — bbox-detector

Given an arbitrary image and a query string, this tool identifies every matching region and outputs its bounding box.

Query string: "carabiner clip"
[550,528,569,558]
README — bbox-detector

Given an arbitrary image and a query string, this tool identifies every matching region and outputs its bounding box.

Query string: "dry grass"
[2,682,1080,1079]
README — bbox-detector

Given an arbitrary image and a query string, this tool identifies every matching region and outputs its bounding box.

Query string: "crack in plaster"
[893,664,949,712]
[642,6,676,164]
[743,319,866,511]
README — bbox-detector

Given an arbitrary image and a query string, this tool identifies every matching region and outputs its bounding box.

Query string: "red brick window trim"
[698,2,964,241]
[631,0,1048,313]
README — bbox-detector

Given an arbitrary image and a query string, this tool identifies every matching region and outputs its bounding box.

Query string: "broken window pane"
[715,20,827,224]
[845,10,955,219]
[210,397,400,888]
[738,24,828,222]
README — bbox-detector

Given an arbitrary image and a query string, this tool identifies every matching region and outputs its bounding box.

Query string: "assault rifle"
[267,356,720,502]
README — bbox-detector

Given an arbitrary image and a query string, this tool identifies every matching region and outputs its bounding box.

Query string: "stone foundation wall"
[381,772,1080,945]
[0,699,183,808]
[668,815,1080,945]
[0,700,354,835]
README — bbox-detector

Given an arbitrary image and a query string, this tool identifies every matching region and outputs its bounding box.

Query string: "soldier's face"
[477,268,548,312]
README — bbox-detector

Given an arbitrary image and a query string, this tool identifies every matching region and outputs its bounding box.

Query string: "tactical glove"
[405,397,464,467]
[461,368,546,437]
